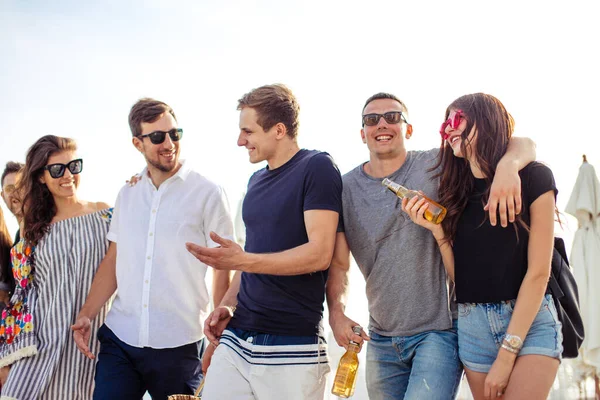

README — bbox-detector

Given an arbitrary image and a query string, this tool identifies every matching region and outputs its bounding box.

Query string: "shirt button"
[145,280,149,284]
[144,304,148,308]
[152,209,157,213]
[247,336,253,343]
[149,232,153,236]
[147,256,151,260]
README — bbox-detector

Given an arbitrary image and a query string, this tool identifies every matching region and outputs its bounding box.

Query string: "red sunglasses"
[439,109,465,140]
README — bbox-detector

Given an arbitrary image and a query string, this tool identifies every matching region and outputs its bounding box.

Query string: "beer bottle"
[382,178,447,224]
[331,326,362,398]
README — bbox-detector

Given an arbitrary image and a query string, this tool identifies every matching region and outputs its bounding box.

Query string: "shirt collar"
[140,159,191,187]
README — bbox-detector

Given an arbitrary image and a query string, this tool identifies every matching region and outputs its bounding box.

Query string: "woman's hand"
[484,351,516,399]
[401,196,445,240]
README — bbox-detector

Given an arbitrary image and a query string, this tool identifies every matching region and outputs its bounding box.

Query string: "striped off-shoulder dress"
[0,209,112,400]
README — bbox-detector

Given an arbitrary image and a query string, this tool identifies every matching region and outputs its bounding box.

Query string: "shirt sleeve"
[303,152,343,213]
[106,188,123,243]
[525,162,558,204]
[203,185,235,248]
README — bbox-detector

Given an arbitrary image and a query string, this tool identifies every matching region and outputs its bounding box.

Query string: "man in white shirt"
[72,98,234,399]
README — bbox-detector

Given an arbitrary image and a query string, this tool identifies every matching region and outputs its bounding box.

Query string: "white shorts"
[202,329,331,400]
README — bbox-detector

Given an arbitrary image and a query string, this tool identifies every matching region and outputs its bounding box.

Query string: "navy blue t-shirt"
[228,149,343,336]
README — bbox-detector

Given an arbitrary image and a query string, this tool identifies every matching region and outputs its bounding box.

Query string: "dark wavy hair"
[20,135,78,246]
[432,93,515,241]
[0,206,12,292]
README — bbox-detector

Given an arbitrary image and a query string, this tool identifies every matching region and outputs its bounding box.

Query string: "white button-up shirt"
[105,160,233,348]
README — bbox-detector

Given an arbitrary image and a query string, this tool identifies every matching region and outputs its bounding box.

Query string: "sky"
[1,0,598,281]
[1,1,598,397]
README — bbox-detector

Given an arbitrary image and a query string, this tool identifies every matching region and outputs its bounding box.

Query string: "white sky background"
[1,0,598,252]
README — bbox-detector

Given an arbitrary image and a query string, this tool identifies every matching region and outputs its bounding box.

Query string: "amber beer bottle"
[331,326,362,398]
[382,178,447,224]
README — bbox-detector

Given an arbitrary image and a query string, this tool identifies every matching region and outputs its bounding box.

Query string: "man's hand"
[0,365,10,386]
[204,306,234,346]
[186,232,246,271]
[329,310,369,352]
[485,161,522,227]
[71,315,95,360]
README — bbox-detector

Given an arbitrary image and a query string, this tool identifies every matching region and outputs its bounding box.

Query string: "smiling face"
[40,150,80,200]
[443,109,477,159]
[237,107,278,164]
[133,112,180,174]
[2,172,21,218]
[360,98,409,159]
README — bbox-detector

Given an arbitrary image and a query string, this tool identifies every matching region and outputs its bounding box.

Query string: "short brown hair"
[237,84,300,139]
[128,98,177,137]
[362,92,408,115]
[1,161,24,187]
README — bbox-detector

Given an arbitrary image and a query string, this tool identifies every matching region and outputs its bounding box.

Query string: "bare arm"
[487,137,537,227]
[186,209,339,276]
[402,197,455,281]
[72,241,117,359]
[504,191,555,346]
[212,270,232,308]
[483,191,556,397]
[78,241,117,320]
[326,232,370,350]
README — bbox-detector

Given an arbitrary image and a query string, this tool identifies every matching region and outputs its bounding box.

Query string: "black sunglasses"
[362,111,409,127]
[44,159,83,179]
[138,128,183,145]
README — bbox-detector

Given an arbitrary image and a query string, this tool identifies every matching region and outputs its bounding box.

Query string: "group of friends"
[0,84,563,400]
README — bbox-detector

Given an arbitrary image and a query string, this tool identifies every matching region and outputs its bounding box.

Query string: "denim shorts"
[457,294,563,373]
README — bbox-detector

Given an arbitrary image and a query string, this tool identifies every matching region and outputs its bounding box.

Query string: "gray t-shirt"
[341,148,454,337]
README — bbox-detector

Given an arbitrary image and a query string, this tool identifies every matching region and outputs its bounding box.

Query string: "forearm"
[212,270,231,307]
[506,272,550,341]
[78,245,117,320]
[217,271,241,308]
[501,137,536,171]
[327,262,350,316]
[431,227,455,281]
[241,241,332,275]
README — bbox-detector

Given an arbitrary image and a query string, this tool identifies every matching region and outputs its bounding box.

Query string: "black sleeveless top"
[454,162,557,303]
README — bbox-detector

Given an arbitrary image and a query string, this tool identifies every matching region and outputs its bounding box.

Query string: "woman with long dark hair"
[403,93,561,399]
[0,135,112,399]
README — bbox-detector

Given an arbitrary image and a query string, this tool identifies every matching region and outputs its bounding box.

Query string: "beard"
[146,154,178,173]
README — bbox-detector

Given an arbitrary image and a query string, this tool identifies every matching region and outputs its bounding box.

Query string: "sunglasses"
[362,111,408,127]
[44,159,83,179]
[138,128,183,145]
[440,110,465,139]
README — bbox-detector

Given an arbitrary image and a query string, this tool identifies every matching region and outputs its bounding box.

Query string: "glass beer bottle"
[382,178,447,224]
[331,326,362,398]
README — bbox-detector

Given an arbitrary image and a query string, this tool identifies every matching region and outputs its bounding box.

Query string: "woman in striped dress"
[0,135,112,399]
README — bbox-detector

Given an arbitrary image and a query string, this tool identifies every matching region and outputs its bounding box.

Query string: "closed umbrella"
[565,155,600,383]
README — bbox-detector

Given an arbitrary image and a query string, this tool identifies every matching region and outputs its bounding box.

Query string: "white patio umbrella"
[565,155,600,376]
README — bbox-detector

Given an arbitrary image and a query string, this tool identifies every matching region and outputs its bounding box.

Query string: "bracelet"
[223,305,236,317]
[501,343,519,354]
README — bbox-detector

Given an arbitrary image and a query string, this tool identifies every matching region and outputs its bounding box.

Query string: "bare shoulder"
[95,201,112,210]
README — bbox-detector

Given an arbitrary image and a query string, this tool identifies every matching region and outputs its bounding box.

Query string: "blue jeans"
[458,294,562,373]
[366,322,462,400]
[93,324,204,400]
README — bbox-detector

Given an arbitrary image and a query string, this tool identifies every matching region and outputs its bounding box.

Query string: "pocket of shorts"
[458,303,472,317]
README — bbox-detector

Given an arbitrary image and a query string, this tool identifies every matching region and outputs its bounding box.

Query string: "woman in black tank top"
[401,93,561,400]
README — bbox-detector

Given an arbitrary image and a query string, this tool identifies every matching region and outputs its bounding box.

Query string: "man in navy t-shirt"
[186,84,342,400]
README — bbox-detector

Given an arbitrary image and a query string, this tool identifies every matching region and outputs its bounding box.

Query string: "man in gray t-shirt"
[326,92,536,399]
